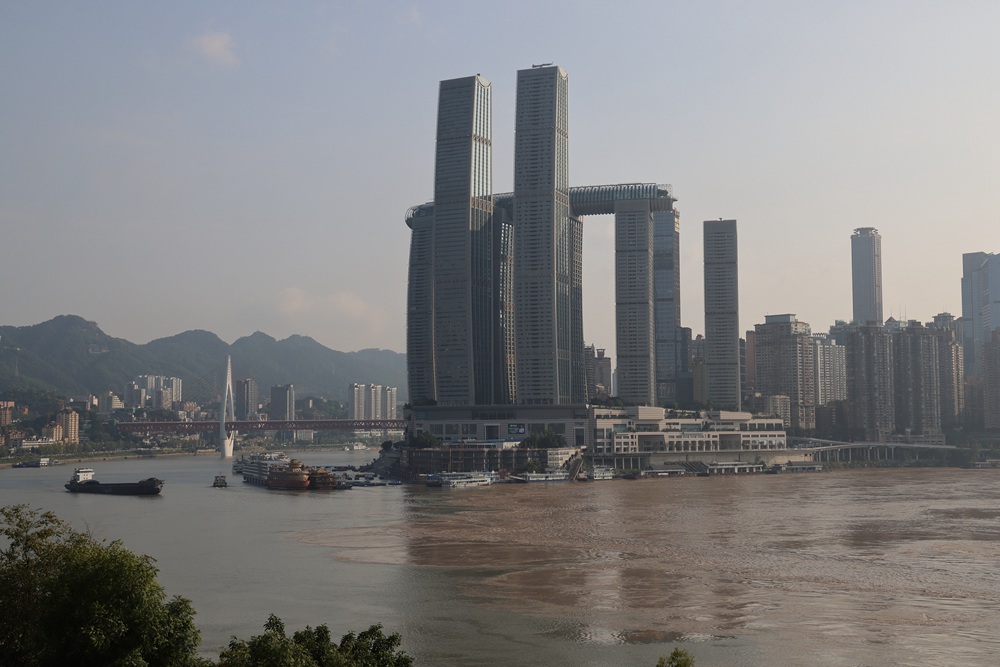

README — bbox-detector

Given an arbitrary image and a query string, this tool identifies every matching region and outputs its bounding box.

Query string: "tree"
[0,504,205,667]
[219,615,411,667]
[410,432,442,448]
[519,429,567,449]
[656,647,695,667]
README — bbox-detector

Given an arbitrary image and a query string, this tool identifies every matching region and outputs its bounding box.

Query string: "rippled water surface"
[4,454,1000,666]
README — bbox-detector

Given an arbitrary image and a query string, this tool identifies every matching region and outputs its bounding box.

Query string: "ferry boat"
[265,459,311,490]
[307,467,352,490]
[509,471,570,483]
[240,452,292,485]
[445,474,492,488]
[64,468,163,495]
[426,471,495,488]
[212,475,228,488]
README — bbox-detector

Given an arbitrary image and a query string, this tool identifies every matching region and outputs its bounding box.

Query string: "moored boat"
[445,474,492,488]
[64,468,163,495]
[426,471,496,488]
[265,459,311,490]
[509,471,569,483]
[241,452,292,485]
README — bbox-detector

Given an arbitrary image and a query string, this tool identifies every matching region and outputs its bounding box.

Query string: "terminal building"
[405,406,790,472]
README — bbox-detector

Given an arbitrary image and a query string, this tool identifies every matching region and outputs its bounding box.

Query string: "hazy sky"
[2,1,997,357]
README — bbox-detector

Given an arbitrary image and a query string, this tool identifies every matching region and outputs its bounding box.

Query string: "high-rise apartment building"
[349,383,367,420]
[983,329,1000,429]
[382,386,398,419]
[926,313,964,426]
[123,382,145,409]
[132,375,183,408]
[843,324,894,441]
[703,219,741,410]
[813,334,847,406]
[235,378,259,421]
[754,314,815,431]
[269,384,295,421]
[851,227,883,325]
[57,408,79,445]
[349,383,398,420]
[366,384,382,420]
[961,252,1000,378]
[961,252,999,428]
[893,323,942,437]
[513,64,583,406]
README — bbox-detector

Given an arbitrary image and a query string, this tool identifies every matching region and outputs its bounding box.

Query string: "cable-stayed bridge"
[116,357,403,459]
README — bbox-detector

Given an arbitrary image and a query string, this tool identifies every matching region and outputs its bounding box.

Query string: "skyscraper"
[844,324,894,441]
[269,384,294,421]
[893,323,942,437]
[235,378,258,421]
[434,75,494,405]
[615,199,656,405]
[703,219,741,410]
[813,334,847,407]
[654,208,687,406]
[406,68,676,413]
[513,64,582,406]
[961,251,1000,379]
[851,227,883,325]
[754,314,815,430]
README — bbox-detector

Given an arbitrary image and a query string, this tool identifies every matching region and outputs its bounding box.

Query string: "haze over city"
[2,2,997,354]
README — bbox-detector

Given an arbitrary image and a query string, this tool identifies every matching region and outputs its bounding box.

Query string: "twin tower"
[406,65,685,410]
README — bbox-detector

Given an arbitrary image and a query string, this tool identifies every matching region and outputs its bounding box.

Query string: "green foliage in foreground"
[657,647,695,667]
[0,504,203,666]
[219,614,412,667]
[0,505,411,667]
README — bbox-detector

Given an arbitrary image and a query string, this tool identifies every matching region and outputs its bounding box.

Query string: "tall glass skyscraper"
[513,64,583,405]
[406,67,678,411]
[851,227,883,325]
[407,75,501,406]
[703,219,741,410]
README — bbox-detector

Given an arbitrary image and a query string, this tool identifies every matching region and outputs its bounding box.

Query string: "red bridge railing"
[116,419,406,435]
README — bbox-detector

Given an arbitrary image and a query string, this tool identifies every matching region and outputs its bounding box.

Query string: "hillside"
[0,315,407,403]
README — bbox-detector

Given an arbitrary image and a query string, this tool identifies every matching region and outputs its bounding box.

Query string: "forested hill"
[0,315,406,402]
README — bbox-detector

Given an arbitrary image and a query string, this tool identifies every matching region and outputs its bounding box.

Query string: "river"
[2,452,999,666]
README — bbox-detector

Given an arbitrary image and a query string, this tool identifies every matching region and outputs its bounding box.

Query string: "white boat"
[589,467,614,480]
[426,471,495,488]
[510,471,569,483]
[445,474,492,488]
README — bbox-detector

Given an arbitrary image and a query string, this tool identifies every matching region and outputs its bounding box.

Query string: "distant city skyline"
[2,3,996,355]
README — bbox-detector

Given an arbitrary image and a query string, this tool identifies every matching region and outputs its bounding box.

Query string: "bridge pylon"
[220,356,236,459]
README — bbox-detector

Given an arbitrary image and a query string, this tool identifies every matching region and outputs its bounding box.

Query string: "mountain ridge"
[0,315,407,402]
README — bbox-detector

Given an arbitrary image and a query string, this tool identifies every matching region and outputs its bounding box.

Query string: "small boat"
[65,468,163,495]
[213,475,228,488]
